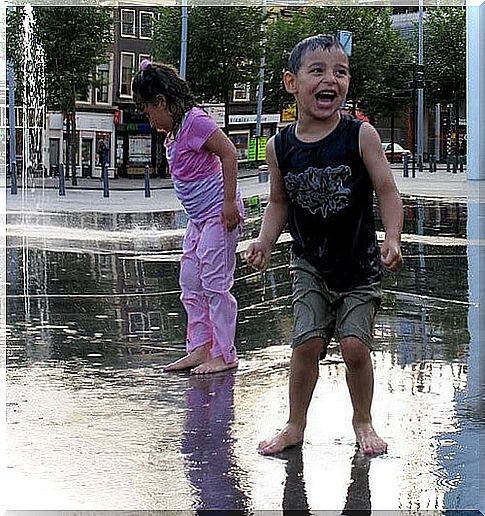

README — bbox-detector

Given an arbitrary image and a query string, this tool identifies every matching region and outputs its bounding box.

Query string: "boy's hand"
[222,199,241,232]
[245,241,271,272]
[381,238,403,272]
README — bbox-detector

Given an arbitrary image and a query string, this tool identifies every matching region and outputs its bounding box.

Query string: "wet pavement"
[4,171,485,513]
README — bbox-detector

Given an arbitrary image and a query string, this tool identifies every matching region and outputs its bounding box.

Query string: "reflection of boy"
[245,35,403,456]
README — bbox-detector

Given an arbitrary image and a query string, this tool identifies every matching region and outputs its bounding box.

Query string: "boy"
[245,34,403,455]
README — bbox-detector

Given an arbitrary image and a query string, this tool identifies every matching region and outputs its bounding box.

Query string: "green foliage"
[423,7,466,103]
[264,10,308,112]
[264,7,412,118]
[34,6,113,113]
[153,7,263,113]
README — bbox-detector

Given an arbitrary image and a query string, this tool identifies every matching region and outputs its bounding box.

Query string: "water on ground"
[5,196,484,513]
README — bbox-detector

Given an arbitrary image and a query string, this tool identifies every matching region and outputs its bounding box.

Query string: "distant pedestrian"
[132,60,243,374]
[245,34,403,455]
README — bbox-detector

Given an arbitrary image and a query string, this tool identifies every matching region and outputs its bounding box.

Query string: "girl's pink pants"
[179,216,240,364]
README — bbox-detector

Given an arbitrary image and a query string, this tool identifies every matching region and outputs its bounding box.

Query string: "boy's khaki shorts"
[290,256,382,352]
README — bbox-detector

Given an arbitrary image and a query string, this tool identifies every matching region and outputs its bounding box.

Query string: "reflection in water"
[281,446,371,514]
[282,447,310,514]
[341,452,371,515]
[181,372,250,512]
[5,197,483,511]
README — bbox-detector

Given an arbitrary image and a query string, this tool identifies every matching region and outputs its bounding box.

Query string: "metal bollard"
[10,161,17,195]
[58,163,66,196]
[102,162,110,197]
[144,165,151,198]
[258,164,269,183]
[402,154,409,178]
[429,155,435,173]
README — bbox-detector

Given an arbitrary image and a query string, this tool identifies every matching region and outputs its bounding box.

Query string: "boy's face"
[283,46,350,121]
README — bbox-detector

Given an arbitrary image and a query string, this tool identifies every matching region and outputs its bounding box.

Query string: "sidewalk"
[5,163,482,215]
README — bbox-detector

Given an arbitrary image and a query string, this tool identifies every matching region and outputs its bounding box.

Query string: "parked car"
[381,142,412,162]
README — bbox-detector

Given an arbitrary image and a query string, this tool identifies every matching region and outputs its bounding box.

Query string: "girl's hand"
[222,199,241,232]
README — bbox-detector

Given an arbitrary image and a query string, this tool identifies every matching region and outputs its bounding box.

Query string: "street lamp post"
[7,5,18,195]
[416,0,425,172]
[255,1,267,161]
[180,0,188,80]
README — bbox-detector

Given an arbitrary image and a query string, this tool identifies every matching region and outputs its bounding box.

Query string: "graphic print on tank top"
[284,164,352,218]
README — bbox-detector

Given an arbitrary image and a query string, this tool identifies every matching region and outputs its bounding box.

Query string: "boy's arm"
[359,122,404,272]
[245,136,289,270]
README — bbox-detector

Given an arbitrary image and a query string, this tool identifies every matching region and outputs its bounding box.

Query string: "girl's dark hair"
[287,34,346,73]
[132,62,196,135]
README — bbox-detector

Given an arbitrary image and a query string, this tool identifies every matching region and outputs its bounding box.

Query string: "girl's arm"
[204,128,240,231]
[359,122,404,272]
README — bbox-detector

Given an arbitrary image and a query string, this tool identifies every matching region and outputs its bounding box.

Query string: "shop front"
[115,108,167,178]
[46,111,116,178]
[227,113,279,165]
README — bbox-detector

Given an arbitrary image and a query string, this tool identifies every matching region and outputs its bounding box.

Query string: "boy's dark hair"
[287,34,346,74]
[132,62,196,134]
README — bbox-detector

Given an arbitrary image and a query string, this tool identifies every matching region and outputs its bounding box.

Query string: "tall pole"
[255,0,267,161]
[8,5,18,194]
[466,3,485,180]
[179,0,188,80]
[416,0,424,171]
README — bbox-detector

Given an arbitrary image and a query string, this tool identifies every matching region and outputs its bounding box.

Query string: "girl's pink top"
[164,107,221,182]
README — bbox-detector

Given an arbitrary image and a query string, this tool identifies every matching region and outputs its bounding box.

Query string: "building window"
[120,52,135,96]
[139,11,154,39]
[76,89,91,103]
[232,83,250,102]
[120,9,135,37]
[96,62,110,104]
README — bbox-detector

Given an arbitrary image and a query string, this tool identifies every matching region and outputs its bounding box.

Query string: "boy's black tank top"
[274,114,382,292]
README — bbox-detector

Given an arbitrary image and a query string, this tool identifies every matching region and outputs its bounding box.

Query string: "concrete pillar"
[467,4,485,180]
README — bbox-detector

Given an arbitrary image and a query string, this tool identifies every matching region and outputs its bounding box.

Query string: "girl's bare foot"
[163,344,210,372]
[258,423,304,455]
[191,356,238,375]
[353,421,387,455]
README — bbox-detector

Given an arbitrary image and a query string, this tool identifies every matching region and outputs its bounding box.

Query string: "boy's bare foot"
[353,421,387,455]
[191,356,238,375]
[163,344,210,372]
[258,423,304,455]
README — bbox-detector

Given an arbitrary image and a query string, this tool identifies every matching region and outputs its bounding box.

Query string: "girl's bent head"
[288,34,346,74]
[132,61,195,133]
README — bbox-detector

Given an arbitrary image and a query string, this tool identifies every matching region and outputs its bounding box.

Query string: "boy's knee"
[293,337,326,361]
[340,336,370,367]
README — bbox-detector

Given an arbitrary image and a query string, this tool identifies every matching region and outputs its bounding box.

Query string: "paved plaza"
[4,162,484,513]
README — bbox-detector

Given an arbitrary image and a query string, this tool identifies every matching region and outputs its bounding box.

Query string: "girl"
[132,60,244,374]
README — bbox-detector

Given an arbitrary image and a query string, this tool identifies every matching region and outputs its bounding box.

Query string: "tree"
[264,9,308,114]
[34,7,113,184]
[152,6,263,131]
[264,7,412,121]
[423,7,466,157]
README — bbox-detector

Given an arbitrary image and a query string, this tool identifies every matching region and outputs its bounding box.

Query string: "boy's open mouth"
[315,90,337,102]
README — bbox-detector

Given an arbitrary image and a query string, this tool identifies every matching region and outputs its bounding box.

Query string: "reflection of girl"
[132,60,244,374]
[181,373,249,511]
